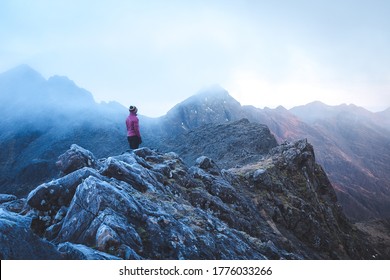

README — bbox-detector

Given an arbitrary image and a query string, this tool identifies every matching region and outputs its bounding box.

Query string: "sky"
[1,0,389,117]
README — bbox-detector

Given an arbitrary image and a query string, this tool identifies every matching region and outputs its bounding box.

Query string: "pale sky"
[1,0,389,117]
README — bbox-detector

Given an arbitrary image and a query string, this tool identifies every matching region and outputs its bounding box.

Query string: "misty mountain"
[0,65,128,197]
[290,101,390,130]
[0,65,95,122]
[1,65,389,224]
[289,102,390,220]
[162,86,244,133]
[376,108,390,130]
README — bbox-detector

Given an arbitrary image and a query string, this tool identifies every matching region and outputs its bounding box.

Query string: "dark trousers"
[127,136,140,149]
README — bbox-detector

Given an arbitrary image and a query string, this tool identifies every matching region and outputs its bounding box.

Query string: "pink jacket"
[126,112,141,137]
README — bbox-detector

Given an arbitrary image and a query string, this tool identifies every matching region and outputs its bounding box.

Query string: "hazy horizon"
[1,64,389,119]
[1,1,389,117]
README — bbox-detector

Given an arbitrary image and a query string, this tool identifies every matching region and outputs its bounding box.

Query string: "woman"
[126,105,142,149]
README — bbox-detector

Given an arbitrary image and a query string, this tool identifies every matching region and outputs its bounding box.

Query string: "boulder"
[27,167,104,211]
[56,144,102,174]
[0,194,17,204]
[0,209,63,259]
[57,242,121,260]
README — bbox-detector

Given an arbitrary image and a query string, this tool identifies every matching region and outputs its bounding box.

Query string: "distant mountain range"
[0,65,389,223]
[147,88,390,221]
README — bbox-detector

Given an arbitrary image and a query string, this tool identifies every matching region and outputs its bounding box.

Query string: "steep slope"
[243,105,317,143]
[159,118,278,167]
[290,101,389,129]
[376,108,390,130]
[161,86,245,135]
[290,102,390,220]
[1,137,385,259]
[150,90,390,221]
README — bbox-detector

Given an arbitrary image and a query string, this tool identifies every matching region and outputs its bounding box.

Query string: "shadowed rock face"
[0,209,63,260]
[1,137,385,260]
[146,92,390,222]
[159,118,278,168]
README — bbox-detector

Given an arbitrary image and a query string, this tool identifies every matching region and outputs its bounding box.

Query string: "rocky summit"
[1,136,386,259]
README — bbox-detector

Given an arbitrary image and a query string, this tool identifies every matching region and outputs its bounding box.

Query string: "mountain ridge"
[145,84,390,221]
[1,65,389,223]
[2,138,387,259]
[1,65,389,259]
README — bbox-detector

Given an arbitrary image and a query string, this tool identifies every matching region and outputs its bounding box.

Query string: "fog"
[1,1,389,117]
[0,65,132,196]
[0,65,128,133]
[0,65,167,157]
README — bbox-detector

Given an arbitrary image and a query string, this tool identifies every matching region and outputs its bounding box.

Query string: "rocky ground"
[1,138,387,260]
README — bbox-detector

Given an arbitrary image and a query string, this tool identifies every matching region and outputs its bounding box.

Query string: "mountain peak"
[195,84,229,96]
[164,87,243,133]
[1,64,45,84]
[0,65,98,119]
[5,64,39,74]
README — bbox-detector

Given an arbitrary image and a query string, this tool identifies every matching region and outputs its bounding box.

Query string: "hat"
[129,105,138,113]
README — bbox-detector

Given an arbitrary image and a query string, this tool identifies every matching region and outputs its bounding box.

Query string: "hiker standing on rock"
[126,105,142,149]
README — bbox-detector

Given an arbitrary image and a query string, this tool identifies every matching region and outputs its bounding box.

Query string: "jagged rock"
[0,193,26,213]
[253,169,273,189]
[0,194,17,204]
[49,172,268,259]
[56,144,102,175]
[229,138,375,259]
[26,167,104,211]
[0,198,26,213]
[0,209,63,259]
[271,139,316,172]
[57,242,121,260]
[3,140,386,260]
[160,119,278,168]
[195,156,221,176]
[100,156,153,193]
[52,177,144,247]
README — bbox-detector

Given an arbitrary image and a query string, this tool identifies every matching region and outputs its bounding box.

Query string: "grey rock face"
[57,242,122,260]
[26,167,104,211]
[0,194,17,204]
[56,144,102,175]
[160,118,278,168]
[0,209,63,259]
[1,137,385,259]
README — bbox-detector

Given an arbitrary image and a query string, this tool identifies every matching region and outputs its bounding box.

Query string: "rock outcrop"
[0,209,63,260]
[160,118,278,167]
[1,139,386,259]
